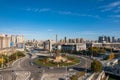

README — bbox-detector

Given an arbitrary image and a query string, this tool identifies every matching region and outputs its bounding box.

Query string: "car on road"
[30,62,34,65]
[68,68,74,71]
[38,66,41,68]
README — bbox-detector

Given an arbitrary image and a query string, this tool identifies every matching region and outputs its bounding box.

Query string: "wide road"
[0,53,43,80]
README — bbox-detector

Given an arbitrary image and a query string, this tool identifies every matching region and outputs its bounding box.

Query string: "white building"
[92,43,120,50]
[16,35,25,49]
[92,43,103,47]
[62,43,86,51]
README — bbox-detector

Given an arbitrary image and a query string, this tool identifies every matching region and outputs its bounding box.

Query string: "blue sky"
[0,0,120,40]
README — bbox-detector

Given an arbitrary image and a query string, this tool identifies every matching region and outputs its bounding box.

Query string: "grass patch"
[35,56,80,67]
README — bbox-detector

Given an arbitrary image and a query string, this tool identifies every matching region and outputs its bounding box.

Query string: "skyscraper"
[56,34,58,43]
[112,37,115,43]
[64,37,67,43]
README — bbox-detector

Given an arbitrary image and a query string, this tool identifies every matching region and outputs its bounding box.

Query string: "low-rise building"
[62,43,86,51]
[92,43,103,47]
[92,43,120,50]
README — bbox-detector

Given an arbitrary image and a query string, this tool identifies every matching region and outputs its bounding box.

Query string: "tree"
[89,47,99,56]
[99,49,106,54]
[76,71,85,77]
[108,53,115,60]
[91,59,102,72]
[89,47,106,56]
[70,75,78,80]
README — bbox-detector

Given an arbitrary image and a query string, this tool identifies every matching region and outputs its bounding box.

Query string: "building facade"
[0,34,25,50]
[0,34,10,49]
[62,43,86,51]
[92,42,120,50]
[43,40,53,52]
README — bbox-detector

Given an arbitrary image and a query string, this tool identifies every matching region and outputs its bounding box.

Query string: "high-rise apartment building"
[16,35,24,43]
[11,35,16,47]
[98,36,119,43]
[0,34,25,49]
[0,34,10,49]
[112,37,115,42]
[64,37,67,43]
[76,38,80,43]
[16,35,24,49]
[43,40,53,52]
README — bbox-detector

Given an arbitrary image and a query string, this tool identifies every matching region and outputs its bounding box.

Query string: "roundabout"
[34,53,80,67]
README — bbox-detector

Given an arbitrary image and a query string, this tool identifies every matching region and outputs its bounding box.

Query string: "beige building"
[16,35,25,49]
[0,34,10,49]
[0,34,25,49]
[16,35,24,43]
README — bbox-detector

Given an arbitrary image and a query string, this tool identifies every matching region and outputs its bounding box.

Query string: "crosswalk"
[15,71,31,80]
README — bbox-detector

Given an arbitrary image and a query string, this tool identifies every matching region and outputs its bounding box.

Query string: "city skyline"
[0,0,120,40]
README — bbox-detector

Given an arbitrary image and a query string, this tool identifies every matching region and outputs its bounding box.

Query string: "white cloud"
[58,11,72,15]
[114,9,120,13]
[25,8,51,12]
[24,8,99,18]
[47,29,53,32]
[34,8,39,12]
[99,1,120,12]
[113,6,120,13]
[113,20,120,23]
[97,0,104,2]
[118,6,120,8]
[58,11,100,18]
[107,1,120,8]
[76,31,98,35]
[100,7,113,12]
[39,8,51,12]
[110,15,120,18]
[25,8,31,11]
